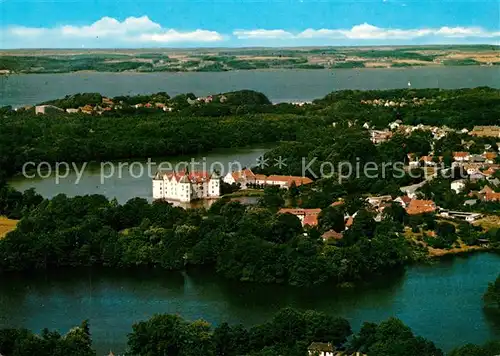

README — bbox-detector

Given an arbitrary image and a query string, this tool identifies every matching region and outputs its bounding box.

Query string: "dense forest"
[1,308,499,356]
[0,189,418,286]
[1,87,499,180]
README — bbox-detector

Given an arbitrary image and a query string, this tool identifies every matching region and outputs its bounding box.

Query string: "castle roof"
[155,170,213,183]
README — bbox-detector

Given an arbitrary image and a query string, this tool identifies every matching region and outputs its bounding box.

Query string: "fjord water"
[0,253,499,355]
[2,66,500,107]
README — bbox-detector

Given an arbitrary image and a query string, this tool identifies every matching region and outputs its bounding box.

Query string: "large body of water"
[0,253,499,355]
[9,147,268,204]
[1,67,500,107]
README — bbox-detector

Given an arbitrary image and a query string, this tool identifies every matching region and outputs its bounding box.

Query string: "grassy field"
[0,216,18,239]
[473,215,500,230]
[222,189,264,198]
[403,226,487,258]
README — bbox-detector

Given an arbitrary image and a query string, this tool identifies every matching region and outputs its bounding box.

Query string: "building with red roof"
[406,200,437,215]
[278,208,321,227]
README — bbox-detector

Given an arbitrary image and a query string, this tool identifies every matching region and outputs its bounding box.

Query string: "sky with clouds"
[1,0,499,48]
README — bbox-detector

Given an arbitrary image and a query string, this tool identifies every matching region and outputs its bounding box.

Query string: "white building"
[307,342,335,356]
[35,105,63,115]
[153,170,220,202]
[223,169,313,190]
[451,179,466,194]
[223,168,256,189]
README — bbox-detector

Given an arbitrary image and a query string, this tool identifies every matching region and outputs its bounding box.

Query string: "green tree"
[318,206,345,233]
[483,274,500,311]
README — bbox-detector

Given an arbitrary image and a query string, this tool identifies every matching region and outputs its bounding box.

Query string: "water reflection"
[0,253,499,355]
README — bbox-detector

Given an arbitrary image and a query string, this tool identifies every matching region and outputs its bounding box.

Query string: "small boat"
[407,81,412,88]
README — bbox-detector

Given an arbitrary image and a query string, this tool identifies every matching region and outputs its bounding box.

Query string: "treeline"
[0,321,94,356]
[0,112,321,178]
[2,308,499,356]
[1,88,499,179]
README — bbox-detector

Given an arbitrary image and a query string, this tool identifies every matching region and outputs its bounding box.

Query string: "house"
[224,170,313,190]
[66,108,79,113]
[254,174,267,185]
[307,342,335,356]
[366,195,393,209]
[406,200,436,215]
[370,130,393,144]
[152,170,220,202]
[35,105,63,115]
[407,153,420,168]
[102,97,114,106]
[484,192,500,202]
[488,177,500,186]
[223,168,257,189]
[322,230,343,241]
[394,195,412,208]
[469,171,487,182]
[470,154,485,163]
[484,152,497,164]
[464,199,477,207]
[453,152,470,162]
[483,167,498,177]
[480,186,494,195]
[331,200,344,207]
[81,104,94,114]
[420,155,441,166]
[265,175,313,189]
[388,120,402,130]
[451,179,466,194]
[279,208,321,227]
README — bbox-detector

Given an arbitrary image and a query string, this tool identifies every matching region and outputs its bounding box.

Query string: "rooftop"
[308,342,335,352]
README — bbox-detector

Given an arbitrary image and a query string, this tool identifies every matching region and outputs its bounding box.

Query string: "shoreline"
[2,63,497,76]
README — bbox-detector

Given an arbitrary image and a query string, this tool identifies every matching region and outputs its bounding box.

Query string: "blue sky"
[1,0,499,48]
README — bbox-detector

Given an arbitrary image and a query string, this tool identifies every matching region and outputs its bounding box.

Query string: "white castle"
[152,170,220,202]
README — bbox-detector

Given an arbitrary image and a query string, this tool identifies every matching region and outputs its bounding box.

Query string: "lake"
[0,253,498,355]
[1,66,500,107]
[8,147,269,205]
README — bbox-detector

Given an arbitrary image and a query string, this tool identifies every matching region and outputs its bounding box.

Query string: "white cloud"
[233,29,294,40]
[234,23,500,42]
[2,16,223,48]
[2,18,499,48]
[140,30,223,43]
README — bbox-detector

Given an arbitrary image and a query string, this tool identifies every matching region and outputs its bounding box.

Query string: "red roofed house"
[279,208,321,227]
[102,97,114,106]
[406,200,437,215]
[265,175,313,189]
[223,168,257,189]
[223,170,313,190]
[321,230,343,241]
[153,170,220,202]
[484,152,498,164]
[453,152,470,162]
[331,200,344,207]
[484,192,500,202]
[394,195,413,208]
